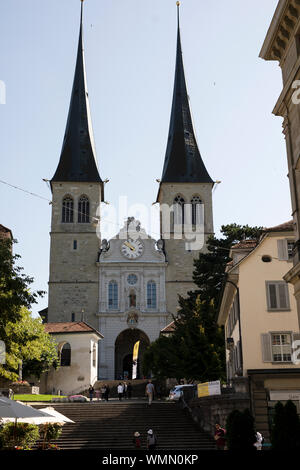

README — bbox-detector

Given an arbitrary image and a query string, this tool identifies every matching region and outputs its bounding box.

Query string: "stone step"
[35,402,214,450]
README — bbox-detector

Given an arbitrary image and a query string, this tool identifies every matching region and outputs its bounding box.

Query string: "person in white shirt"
[254,431,263,450]
[117,383,124,401]
[145,380,155,406]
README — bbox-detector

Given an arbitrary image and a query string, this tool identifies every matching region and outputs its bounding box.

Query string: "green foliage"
[271,400,300,449]
[192,224,262,303]
[226,409,256,450]
[41,423,62,443]
[0,238,57,381]
[0,238,44,325]
[143,224,262,382]
[1,308,59,381]
[0,422,40,450]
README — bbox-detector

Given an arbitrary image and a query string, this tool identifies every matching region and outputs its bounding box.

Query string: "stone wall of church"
[158,181,214,316]
[48,182,102,324]
[97,314,169,380]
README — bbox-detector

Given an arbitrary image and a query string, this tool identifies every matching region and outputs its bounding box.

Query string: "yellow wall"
[238,232,299,373]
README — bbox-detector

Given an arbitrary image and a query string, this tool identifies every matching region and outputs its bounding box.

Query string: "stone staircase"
[36,401,215,450]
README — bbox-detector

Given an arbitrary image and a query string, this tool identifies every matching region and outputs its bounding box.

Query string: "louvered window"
[266,281,290,311]
[62,196,74,223]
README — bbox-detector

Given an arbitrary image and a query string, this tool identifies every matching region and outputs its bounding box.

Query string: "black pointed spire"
[160,3,213,184]
[52,1,103,194]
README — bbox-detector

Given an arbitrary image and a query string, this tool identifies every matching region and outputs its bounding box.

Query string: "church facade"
[45,2,215,382]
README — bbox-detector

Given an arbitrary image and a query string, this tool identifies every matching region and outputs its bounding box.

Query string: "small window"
[287,240,294,260]
[127,274,138,285]
[147,281,157,309]
[108,281,118,310]
[73,240,77,250]
[60,343,71,366]
[71,313,75,322]
[172,195,185,230]
[78,195,90,223]
[266,281,290,311]
[190,196,203,226]
[271,333,292,362]
[62,196,74,223]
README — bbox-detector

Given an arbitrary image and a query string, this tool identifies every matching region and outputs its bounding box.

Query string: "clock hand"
[124,241,135,251]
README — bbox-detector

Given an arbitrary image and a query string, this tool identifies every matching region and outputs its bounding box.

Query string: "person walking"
[118,383,124,401]
[127,382,133,399]
[95,389,101,402]
[123,382,128,399]
[147,429,157,452]
[145,380,155,406]
[214,423,226,450]
[88,384,94,402]
[254,431,263,450]
[104,384,110,402]
[132,431,142,449]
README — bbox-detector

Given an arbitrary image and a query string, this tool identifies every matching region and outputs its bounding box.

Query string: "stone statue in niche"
[129,290,136,308]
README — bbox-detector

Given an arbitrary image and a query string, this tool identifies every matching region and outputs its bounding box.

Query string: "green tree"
[226,409,256,450]
[0,238,57,381]
[1,308,58,381]
[143,224,262,382]
[0,238,44,326]
[271,400,300,450]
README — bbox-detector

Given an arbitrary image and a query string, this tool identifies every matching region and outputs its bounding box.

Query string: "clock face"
[121,239,144,259]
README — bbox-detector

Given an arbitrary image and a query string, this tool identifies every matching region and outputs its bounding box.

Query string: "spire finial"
[176,2,180,28]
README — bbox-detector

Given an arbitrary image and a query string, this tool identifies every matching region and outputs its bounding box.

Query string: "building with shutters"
[218,220,300,439]
[260,0,300,331]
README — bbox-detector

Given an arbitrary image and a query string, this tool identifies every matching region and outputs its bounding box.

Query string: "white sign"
[197,380,221,398]
[269,390,300,402]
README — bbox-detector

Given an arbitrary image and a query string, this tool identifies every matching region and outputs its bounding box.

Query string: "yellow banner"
[197,382,209,398]
[133,341,140,362]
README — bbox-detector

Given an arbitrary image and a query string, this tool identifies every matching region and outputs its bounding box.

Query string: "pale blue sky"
[0,0,289,317]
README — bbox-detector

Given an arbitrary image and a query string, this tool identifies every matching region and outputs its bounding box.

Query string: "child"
[133,431,142,449]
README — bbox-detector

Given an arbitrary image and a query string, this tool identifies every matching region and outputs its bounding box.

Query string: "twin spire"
[52,2,212,191]
[52,0,104,198]
[160,2,213,184]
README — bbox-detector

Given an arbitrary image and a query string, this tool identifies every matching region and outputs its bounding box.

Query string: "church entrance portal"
[115,329,150,380]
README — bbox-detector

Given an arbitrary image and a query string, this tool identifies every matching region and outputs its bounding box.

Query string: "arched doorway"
[115,329,150,380]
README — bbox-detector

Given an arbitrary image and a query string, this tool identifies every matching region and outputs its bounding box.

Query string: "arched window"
[62,195,74,223]
[147,281,157,309]
[108,280,118,310]
[173,195,185,230]
[78,195,90,223]
[60,343,71,366]
[191,195,203,226]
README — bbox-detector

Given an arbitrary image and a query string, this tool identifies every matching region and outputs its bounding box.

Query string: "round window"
[127,274,138,285]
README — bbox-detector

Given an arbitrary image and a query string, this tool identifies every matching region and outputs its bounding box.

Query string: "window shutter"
[268,283,277,309]
[278,284,289,309]
[261,333,272,362]
[277,239,288,261]
[236,341,241,370]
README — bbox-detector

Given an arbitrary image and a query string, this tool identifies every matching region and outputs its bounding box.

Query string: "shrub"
[40,423,62,448]
[0,422,40,450]
[271,400,300,450]
[226,409,256,450]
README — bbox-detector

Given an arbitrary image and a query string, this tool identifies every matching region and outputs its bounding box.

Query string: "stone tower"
[157,4,214,316]
[48,1,104,327]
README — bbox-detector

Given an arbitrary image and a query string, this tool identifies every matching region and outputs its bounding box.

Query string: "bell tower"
[157,3,214,316]
[48,1,104,327]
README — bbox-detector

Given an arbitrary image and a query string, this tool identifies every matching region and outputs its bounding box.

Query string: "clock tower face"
[121,239,144,259]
